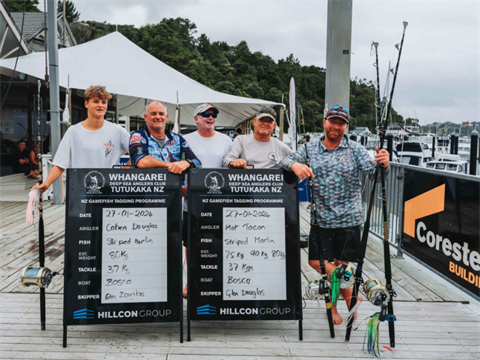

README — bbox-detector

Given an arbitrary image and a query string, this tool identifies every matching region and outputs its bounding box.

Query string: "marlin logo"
[197,304,216,315]
[73,308,94,319]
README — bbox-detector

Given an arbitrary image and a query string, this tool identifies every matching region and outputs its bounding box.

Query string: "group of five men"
[34,86,389,324]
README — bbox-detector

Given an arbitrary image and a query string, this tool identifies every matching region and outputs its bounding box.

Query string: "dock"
[1,200,479,359]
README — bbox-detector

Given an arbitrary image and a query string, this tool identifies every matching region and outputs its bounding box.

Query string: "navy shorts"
[308,225,362,262]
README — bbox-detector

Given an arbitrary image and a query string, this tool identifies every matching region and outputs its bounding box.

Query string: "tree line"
[5,0,409,133]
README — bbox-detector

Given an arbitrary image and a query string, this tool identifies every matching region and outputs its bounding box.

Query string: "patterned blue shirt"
[279,136,387,229]
[129,127,201,168]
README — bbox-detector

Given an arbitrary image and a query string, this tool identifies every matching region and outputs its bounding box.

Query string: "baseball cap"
[325,105,350,124]
[194,104,219,116]
[256,106,277,122]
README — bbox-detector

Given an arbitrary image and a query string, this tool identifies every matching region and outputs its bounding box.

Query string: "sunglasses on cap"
[256,106,277,118]
[330,105,349,114]
[199,112,218,118]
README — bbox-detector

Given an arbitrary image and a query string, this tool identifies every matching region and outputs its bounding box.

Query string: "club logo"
[84,171,105,195]
[73,308,94,319]
[197,304,216,315]
[104,140,114,157]
[205,171,224,194]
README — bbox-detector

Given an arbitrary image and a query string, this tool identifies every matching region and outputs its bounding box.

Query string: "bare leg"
[333,259,363,321]
[309,260,343,324]
[183,247,188,298]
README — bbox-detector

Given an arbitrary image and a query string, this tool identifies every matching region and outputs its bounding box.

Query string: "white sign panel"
[101,208,167,304]
[223,207,286,301]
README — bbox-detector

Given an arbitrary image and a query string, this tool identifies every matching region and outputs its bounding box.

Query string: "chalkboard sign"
[63,168,183,346]
[187,169,302,340]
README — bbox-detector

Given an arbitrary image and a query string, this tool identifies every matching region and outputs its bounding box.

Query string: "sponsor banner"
[64,168,182,326]
[402,169,480,298]
[188,169,301,321]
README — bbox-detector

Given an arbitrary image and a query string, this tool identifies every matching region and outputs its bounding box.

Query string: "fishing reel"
[364,279,389,306]
[306,280,324,300]
[20,266,62,288]
[333,263,356,289]
[364,279,396,322]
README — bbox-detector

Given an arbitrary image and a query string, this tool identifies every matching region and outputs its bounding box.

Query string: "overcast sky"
[70,0,479,125]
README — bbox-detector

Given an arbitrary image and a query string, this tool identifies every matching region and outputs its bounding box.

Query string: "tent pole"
[279,105,284,141]
[47,0,62,205]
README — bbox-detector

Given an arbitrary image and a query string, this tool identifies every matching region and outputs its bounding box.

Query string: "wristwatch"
[185,159,195,168]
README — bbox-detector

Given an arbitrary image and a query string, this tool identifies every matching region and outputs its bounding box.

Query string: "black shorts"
[182,211,188,248]
[308,225,362,262]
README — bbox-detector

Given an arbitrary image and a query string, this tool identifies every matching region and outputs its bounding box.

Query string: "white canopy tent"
[0,31,283,127]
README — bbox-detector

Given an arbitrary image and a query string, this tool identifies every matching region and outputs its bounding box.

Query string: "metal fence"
[360,163,405,256]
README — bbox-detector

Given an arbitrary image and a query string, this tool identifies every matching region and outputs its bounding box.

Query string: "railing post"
[470,128,478,176]
[395,165,405,258]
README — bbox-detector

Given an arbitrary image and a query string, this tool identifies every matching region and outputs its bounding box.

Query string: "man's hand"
[374,147,389,168]
[30,182,49,193]
[291,162,314,180]
[182,185,188,199]
[229,159,248,169]
[168,160,190,174]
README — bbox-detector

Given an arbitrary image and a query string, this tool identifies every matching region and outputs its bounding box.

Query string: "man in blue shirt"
[129,100,201,171]
[280,105,389,325]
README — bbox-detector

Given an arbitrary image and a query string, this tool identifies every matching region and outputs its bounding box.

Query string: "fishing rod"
[299,106,335,338]
[380,21,408,349]
[37,80,46,330]
[346,22,408,347]
[344,40,384,343]
[372,42,382,131]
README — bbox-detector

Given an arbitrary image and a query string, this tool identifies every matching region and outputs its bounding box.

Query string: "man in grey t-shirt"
[222,107,293,169]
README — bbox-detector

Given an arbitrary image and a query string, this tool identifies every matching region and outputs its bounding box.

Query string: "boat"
[423,153,468,174]
[396,136,433,166]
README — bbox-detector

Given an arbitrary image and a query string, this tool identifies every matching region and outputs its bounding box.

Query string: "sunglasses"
[257,106,277,118]
[331,105,349,114]
[199,112,217,118]
[258,117,275,123]
[328,119,348,126]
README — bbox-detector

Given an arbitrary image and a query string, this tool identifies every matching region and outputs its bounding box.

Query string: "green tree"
[57,0,80,23]
[4,0,40,12]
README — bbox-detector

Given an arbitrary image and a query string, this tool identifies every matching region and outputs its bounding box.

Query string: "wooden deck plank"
[0,201,479,359]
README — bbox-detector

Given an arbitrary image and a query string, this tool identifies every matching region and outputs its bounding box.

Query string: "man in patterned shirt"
[129,100,201,171]
[279,105,389,324]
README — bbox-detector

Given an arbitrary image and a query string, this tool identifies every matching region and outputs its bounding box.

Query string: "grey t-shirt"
[152,136,166,149]
[53,121,130,169]
[222,134,294,169]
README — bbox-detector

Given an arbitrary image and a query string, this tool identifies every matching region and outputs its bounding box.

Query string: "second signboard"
[187,169,302,340]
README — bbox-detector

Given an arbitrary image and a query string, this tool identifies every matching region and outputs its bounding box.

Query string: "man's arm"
[136,156,172,169]
[31,165,64,193]
[179,135,201,168]
[222,137,245,168]
[279,143,313,179]
[354,143,389,181]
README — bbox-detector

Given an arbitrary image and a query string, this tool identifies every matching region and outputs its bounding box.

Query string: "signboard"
[401,168,480,299]
[187,169,302,338]
[63,168,183,344]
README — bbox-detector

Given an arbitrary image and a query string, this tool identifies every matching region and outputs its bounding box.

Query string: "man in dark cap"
[223,106,293,169]
[280,105,389,325]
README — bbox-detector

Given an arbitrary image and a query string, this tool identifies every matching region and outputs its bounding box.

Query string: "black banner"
[401,168,480,298]
[63,168,182,326]
[187,169,301,321]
